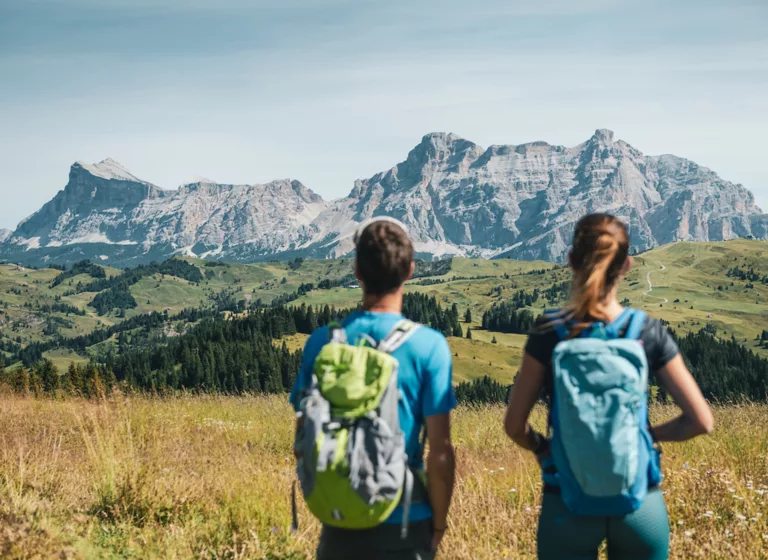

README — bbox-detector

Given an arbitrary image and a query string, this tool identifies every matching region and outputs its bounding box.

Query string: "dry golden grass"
[0,395,766,559]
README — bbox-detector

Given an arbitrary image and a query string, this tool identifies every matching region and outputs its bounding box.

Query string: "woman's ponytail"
[566,214,629,336]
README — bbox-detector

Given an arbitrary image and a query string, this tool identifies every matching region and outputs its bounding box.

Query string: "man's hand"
[431,526,447,552]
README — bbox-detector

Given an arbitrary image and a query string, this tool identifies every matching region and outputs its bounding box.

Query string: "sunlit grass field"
[0,394,765,559]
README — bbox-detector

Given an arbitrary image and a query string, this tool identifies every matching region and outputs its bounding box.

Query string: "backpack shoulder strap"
[327,321,347,344]
[544,308,570,341]
[624,309,647,340]
[378,319,420,354]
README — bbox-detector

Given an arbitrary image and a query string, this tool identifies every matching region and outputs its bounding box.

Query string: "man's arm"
[426,412,455,551]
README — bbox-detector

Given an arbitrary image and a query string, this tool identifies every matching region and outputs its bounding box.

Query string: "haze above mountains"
[1,130,765,268]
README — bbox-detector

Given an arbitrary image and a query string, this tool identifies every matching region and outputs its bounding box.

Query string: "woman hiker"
[504,213,713,560]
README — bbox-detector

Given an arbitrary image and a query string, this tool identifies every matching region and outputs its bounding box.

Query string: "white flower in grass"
[684,531,694,537]
[735,514,747,521]
[508,488,517,493]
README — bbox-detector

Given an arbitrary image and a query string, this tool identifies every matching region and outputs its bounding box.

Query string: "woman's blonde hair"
[567,213,630,335]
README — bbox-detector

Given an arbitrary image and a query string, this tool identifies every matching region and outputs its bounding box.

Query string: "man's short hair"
[355,218,414,295]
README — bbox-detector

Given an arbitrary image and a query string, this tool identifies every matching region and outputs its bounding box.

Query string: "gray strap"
[378,320,420,354]
[328,322,347,344]
[400,466,414,539]
[291,480,299,532]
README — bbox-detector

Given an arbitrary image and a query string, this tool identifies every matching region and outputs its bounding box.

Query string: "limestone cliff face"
[6,159,327,261]
[2,130,765,266]
[307,129,765,261]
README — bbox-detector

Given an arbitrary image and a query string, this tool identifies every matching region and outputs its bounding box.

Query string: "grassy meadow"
[0,394,765,559]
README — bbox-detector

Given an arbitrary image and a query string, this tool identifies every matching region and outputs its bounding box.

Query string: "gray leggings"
[538,488,670,560]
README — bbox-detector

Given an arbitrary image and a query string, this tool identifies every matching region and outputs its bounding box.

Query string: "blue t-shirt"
[289,310,456,524]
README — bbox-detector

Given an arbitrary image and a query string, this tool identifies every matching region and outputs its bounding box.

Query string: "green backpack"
[294,319,420,537]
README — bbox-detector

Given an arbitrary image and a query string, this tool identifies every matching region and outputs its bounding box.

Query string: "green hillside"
[1,240,766,383]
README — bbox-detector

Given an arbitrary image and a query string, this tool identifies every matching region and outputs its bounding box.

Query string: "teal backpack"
[543,308,663,516]
[293,319,421,537]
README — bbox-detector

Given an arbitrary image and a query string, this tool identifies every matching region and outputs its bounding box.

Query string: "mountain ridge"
[1,130,765,267]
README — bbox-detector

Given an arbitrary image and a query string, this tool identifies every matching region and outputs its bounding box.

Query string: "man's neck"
[362,290,403,314]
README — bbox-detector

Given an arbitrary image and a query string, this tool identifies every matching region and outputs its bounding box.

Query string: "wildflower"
[756,489,765,496]
[677,520,684,525]
[684,531,694,537]
[735,514,746,521]
[732,495,744,501]
[508,488,517,493]
[703,511,714,517]
[498,467,505,471]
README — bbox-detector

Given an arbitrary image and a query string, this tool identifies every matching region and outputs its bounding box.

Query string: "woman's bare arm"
[504,352,548,454]
[652,354,714,441]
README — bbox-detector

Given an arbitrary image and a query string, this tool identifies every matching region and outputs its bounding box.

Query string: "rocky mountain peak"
[590,128,615,144]
[72,158,147,184]
[405,132,482,170]
[1,130,765,267]
[289,179,325,204]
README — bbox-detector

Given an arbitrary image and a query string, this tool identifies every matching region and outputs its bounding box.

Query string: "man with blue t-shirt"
[290,217,456,560]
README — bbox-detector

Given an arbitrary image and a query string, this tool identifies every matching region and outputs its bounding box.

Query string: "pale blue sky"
[1,0,766,229]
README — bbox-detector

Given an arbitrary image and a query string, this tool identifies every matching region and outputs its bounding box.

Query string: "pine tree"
[37,359,60,395]
[16,367,31,395]
[464,308,472,323]
[492,336,498,344]
[466,328,472,340]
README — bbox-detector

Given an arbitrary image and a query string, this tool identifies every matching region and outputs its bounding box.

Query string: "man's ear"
[406,261,415,282]
[621,256,633,276]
